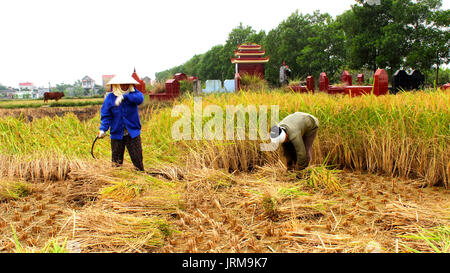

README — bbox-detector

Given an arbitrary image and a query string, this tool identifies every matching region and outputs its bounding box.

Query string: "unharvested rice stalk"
[162,90,449,187]
[0,90,448,188]
[184,140,279,172]
[0,154,86,182]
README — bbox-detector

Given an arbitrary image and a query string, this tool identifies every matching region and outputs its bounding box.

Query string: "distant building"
[81,76,95,90]
[19,82,36,91]
[102,75,115,92]
[142,76,152,85]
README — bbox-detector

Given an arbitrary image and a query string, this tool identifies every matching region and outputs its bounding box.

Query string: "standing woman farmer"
[97,74,145,171]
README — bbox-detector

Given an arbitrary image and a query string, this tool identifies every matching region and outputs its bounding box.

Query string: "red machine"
[341,70,352,86]
[149,72,202,101]
[289,76,315,93]
[289,69,389,96]
[320,69,388,96]
[149,79,180,101]
[357,74,364,85]
[174,73,188,81]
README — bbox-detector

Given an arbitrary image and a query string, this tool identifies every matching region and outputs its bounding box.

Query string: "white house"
[81,76,95,89]
[19,82,36,91]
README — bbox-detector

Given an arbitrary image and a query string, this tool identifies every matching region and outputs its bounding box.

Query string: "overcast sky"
[0,0,448,88]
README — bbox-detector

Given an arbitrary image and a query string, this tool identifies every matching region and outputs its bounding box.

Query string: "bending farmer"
[270,112,319,170]
[97,74,145,171]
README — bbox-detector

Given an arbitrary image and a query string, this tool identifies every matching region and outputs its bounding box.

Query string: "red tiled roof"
[19,82,34,86]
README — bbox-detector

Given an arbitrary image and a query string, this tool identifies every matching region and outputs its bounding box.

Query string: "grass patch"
[278,186,311,197]
[156,219,179,238]
[0,180,32,200]
[40,238,69,253]
[10,224,68,253]
[400,226,450,253]
[240,74,269,91]
[179,80,193,94]
[262,192,278,219]
[300,165,343,193]
[100,180,143,202]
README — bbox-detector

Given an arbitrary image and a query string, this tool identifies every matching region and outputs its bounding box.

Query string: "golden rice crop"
[0,89,448,187]
[168,89,449,187]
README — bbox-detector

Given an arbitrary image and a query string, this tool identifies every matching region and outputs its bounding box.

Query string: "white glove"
[115,95,124,106]
[97,130,106,139]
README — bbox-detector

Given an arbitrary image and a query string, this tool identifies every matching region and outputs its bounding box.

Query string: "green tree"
[264,11,332,84]
[340,0,448,79]
[298,13,346,82]
[155,1,449,87]
[404,4,449,85]
[197,44,225,80]
[338,1,395,72]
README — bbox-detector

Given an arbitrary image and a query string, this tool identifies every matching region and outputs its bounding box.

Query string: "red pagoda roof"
[231,57,270,64]
[234,50,266,56]
[238,44,262,50]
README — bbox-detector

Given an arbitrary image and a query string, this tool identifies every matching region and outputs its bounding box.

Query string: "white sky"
[0,0,448,88]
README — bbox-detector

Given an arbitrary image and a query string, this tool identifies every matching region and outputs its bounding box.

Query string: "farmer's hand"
[115,95,124,106]
[97,130,106,139]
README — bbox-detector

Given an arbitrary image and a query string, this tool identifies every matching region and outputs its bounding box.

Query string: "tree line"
[53,80,104,97]
[155,0,449,86]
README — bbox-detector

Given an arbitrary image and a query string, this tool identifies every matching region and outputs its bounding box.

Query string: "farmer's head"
[107,74,139,96]
[119,84,130,91]
[270,125,287,145]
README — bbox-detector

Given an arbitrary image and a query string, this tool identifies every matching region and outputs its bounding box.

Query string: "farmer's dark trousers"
[282,127,318,171]
[111,135,144,171]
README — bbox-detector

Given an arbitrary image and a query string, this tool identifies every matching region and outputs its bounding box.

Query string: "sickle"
[91,136,99,159]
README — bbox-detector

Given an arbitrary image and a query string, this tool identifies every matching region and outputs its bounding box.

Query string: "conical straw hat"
[107,74,140,85]
[106,74,139,96]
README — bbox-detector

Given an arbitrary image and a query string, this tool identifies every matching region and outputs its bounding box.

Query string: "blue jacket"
[99,89,144,140]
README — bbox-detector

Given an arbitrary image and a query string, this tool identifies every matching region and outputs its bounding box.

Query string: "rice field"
[0,89,448,253]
